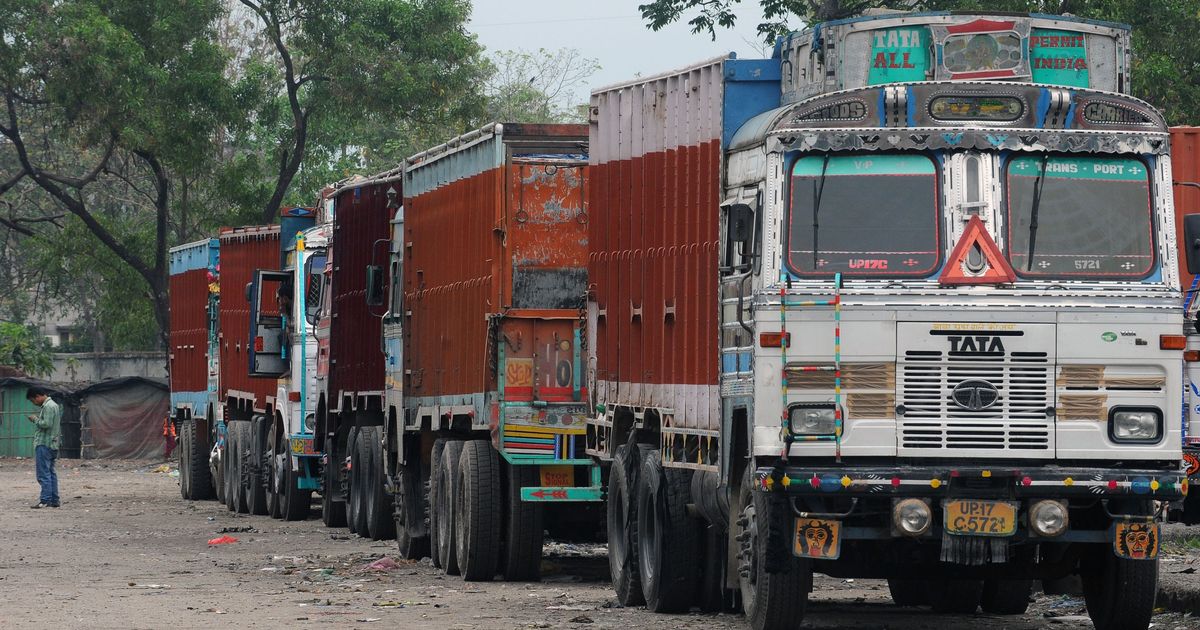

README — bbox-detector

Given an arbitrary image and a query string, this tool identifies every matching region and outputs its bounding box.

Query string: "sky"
[468,0,797,97]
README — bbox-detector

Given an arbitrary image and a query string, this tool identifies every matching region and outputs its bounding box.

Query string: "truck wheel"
[345,427,361,533]
[394,443,430,560]
[436,440,464,574]
[233,423,250,514]
[190,419,214,500]
[697,525,734,612]
[178,417,192,499]
[500,462,544,581]
[428,439,447,568]
[363,426,396,541]
[927,578,983,614]
[637,449,700,613]
[981,579,1031,614]
[247,415,269,515]
[320,434,346,527]
[737,467,810,630]
[214,435,226,506]
[455,439,502,581]
[350,427,371,536]
[266,421,283,519]
[607,443,646,606]
[1083,552,1158,630]
[223,426,235,511]
[887,578,929,607]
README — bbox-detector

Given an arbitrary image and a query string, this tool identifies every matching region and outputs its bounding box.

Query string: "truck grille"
[899,350,1052,453]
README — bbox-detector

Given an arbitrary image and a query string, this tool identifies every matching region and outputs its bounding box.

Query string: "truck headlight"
[1028,500,1068,537]
[304,413,316,433]
[1109,408,1162,443]
[893,498,932,536]
[789,404,838,436]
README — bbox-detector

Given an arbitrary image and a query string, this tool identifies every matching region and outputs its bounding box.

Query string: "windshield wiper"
[1025,153,1051,271]
[811,153,832,269]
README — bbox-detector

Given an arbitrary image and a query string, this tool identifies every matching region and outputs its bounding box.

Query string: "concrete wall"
[51,352,167,382]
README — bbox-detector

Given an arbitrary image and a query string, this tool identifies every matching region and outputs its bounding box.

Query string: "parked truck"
[171,210,315,515]
[585,12,1188,630]
[1171,126,1200,525]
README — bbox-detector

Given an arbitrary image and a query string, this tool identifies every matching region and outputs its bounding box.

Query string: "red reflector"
[760,332,791,348]
[1186,350,1200,362]
[254,336,264,352]
[288,391,301,402]
[1161,335,1186,350]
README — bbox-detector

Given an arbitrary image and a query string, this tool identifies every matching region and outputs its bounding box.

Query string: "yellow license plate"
[539,465,574,487]
[944,500,1017,536]
[793,518,841,560]
[1112,521,1159,560]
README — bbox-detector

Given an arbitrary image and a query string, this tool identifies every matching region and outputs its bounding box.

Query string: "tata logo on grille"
[951,379,1000,411]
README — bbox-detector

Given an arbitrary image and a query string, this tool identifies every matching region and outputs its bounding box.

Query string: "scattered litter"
[568,615,593,624]
[168,470,180,478]
[373,601,406,608]
[546,605,591,611]
[330,534,351,540]
[1047,616,1091,624]
[207,517,215,522]
[202,609,226,614]
[362,557,402,572]
[130,583,169,589]
[219,526,254,533]
[152,464,171,473]
[1048,597,1086,610]
[207,535,239,545]
[355,618,381,623]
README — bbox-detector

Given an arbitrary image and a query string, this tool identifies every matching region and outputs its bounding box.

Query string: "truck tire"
[349,427,370,536]
[345,426,361,533]
[363,426,396,541]
[500,462,544,582]
[428,439,447,569]
[637,449,700,613]
[927,578,983,614]
[186,417,214,500]
[455,439,502,581]
[247,415,269,515]
[231,422,250,514]
[266,420,284,519]
[697,525,734,612]
[737,466,810,630]
[178,416,192,499]
[393,441,430,560]
[1083,552,1158,630]
[320,434,346,528]
[980,579,1032,614]
[887,578,929,607]
[607,443,646,606]
[436,440,464,575]
[223,425,236,511]
[214,432,226,506]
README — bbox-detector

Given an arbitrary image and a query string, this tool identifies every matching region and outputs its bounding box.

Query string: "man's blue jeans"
[35,445,59,506]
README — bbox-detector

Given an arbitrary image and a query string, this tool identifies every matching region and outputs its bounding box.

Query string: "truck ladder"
[779,273,843,462]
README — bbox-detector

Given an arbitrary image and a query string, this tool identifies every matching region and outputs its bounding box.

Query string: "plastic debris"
[363,557,402,572]
[152,464,171,473]
[207,535,239,545]
[568,615,594,624]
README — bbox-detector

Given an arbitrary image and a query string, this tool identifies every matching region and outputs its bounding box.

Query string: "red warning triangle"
[939,215,1017,285]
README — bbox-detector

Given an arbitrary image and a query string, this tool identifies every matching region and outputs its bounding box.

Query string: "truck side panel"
[329,184,392,402]
[168,240,217,396]
[1172,126,1200,293]
[217,226,281,407]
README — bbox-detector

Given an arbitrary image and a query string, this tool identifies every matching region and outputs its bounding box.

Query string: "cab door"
[248,269,291,377]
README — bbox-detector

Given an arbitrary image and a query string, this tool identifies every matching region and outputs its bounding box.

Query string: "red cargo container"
[1173,127,1200,292]
[402,123,588,403]
[168,241,216,394]
[327,182,394,402]
[218,225,281,409]
[589,61,724,429]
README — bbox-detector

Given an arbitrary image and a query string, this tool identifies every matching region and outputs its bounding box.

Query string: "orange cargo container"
[1173,127,1200,293]
[217,225,281,410]
[401,123,588,413]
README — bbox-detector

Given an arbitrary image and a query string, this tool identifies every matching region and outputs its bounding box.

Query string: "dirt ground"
[0,457,1197,630]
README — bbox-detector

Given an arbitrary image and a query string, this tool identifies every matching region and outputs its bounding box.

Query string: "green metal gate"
[0,386,39,457]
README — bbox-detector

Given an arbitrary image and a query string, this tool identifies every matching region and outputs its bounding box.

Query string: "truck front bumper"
[753,464,1188,501]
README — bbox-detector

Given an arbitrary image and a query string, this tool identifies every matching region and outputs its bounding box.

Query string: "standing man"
[26,387,61,509]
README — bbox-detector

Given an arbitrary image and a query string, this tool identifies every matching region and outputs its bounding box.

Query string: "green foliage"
[639,0,912,41]
[0,322,53,377]
[485,49,600,124]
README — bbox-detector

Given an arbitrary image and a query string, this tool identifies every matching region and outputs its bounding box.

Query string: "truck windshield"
[787,153,940,277]
[1005,155,1154,278]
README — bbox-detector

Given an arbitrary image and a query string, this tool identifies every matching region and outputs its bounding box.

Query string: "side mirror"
[1185,214,1200,275]
[244,282,253,303]
[727,203,753,245]
[365,265,385,307]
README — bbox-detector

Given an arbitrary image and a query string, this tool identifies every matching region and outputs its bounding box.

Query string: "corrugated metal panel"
[0,386,39,457]
[1172,126,1200,293]
[169,240,218,396]
[328,182,393,400]
[217,225,281,407]
[402,123,588,400]
[589,59,727,429]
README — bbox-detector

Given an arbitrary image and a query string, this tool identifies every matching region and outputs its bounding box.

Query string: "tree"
[636,0,1200,125]
[485,48,600,124]
[0,322,53,378]
[231,0,491,222]
[0,0,233,350]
